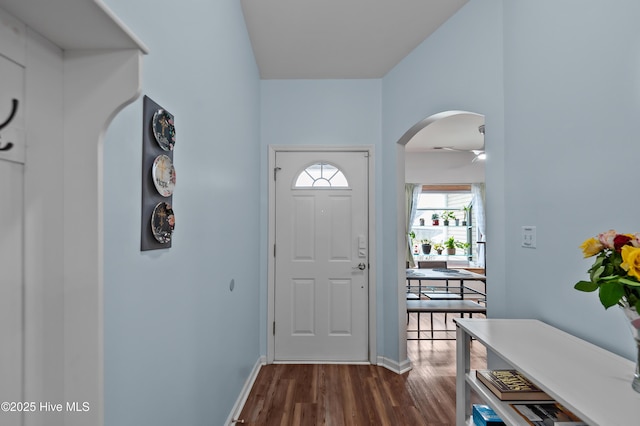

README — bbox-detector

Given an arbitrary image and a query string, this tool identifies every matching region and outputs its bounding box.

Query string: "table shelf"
[455,319,640,426]
[466,370,549,425]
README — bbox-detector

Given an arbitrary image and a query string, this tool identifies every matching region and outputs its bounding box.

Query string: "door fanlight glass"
[294,162,349,188]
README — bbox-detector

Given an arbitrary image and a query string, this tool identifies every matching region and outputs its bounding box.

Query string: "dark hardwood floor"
[236,312,486,425]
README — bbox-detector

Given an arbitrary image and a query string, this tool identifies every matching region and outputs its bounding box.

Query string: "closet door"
[0,160,23,423]
[0,53,24,426]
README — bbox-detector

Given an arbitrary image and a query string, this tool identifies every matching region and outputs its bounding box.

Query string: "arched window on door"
[294,162,349,188]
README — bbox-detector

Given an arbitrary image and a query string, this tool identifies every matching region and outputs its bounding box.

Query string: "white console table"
[455,318,640,426]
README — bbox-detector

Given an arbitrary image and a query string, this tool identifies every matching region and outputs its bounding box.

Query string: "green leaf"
[611,252,623,268]
[598,275,620,281]
[635,300,640,315]
[619,277,640,287]
[574,281,598,292]
[591,265,605,281]
[599,282,625,309]
[604,259,617,276]
[592,255,605,269]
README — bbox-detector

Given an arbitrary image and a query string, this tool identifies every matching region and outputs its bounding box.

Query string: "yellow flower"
[580,237,604,258]
[621,245,640,280]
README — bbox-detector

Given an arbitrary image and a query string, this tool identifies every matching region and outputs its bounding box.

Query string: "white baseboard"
[377,356,412,374]
[225,355,266,426]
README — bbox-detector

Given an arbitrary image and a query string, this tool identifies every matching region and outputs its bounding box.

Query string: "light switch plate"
[522,226,536,248]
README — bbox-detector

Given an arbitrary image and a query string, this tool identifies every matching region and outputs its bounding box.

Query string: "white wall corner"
[377,355,412,375]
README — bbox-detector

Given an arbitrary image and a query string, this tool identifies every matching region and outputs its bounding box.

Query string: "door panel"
[292,196,314,260]
[329,196,351,259]
[328,279,352,334]
[274,151,368,361]
[292,279,315,335]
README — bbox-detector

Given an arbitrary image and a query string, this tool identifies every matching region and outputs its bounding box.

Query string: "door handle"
[353,262,366,270]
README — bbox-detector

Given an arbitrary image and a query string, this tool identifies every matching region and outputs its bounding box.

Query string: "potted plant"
[421,239,432,254]
[433,242,444,255]
[454,214,460,226]
[462,205,471,226]
[431,213,439,226]
[408,231,419,255]
[441,211,456,226]
[444,236,457,255]
[455,240,470,254]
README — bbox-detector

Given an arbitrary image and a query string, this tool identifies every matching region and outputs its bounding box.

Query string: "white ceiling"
[240,0,482,152]
[405,111,485,153]
[240,0,468,79]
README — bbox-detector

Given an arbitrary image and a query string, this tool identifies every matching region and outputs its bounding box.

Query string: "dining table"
[405,267,486,300]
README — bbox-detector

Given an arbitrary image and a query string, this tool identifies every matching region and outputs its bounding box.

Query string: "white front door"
[274,151,369,361]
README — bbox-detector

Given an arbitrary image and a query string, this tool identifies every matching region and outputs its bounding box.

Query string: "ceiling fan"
[433,124,485,162]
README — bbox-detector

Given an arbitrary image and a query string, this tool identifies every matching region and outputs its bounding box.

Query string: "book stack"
[472,404,505,426]
[474,370,587,425]
[510,402,587,426]
[475,370,553,401]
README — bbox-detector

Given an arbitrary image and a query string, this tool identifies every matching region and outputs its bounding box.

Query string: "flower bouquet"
[575,230,640,313]
[575,229,640,392]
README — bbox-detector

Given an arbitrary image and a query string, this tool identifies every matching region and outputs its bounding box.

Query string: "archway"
[396,110,486,360]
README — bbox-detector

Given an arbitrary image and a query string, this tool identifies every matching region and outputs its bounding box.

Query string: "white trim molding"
[225,356,266,426]
[0,3,147,426]
[377,356,412,375]
[63,48,143,426]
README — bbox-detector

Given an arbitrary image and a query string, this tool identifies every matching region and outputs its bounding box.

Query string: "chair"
[417,260,447,269]
[406,300,486,340]
[406,260,420,305]
[416,260,456,330]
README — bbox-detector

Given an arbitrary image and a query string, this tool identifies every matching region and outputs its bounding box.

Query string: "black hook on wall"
[0,98,19,151]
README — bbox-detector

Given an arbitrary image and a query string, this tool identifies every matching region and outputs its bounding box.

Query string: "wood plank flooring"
[236,313,486,425]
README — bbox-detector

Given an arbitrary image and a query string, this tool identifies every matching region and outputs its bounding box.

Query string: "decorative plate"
[151,202,175,243]
[151,108,175,151]
[152,154,176,197]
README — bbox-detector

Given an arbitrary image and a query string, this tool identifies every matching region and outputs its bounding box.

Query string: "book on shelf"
[475,370,553,401]
[472,404,505,426]
[510,402,587,426]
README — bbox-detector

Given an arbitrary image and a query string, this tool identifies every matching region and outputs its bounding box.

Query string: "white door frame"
[267,145,377,364]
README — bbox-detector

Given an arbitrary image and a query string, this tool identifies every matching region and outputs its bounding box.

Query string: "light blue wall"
[259,79,384,354]
[386,0,640,362]
[260,80,382,146]
[257,5,505,361]
[382,0,507,356]
[99,1,640,422]
[502,0,640,359]
[102,1,261,425]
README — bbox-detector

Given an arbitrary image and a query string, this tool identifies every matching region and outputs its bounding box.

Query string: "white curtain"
[405,184,420,268]
[471,183,486,268]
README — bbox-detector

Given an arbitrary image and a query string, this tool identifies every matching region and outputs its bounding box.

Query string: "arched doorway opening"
[396,110,486,358]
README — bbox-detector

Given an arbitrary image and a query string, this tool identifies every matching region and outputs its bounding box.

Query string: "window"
[294,162,349,188]
[410,186,477,265]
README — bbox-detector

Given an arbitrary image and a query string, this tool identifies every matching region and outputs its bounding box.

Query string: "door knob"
[356,262,366,270]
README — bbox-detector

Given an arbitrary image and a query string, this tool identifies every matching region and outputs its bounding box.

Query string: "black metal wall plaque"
[141,95,176,251]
